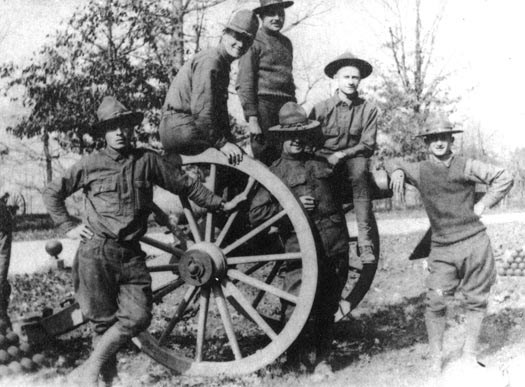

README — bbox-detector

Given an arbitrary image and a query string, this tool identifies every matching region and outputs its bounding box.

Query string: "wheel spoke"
[141,236,185,257]
[223,281,278,340]
[152,278,184,303]
[195,286,210,362]
[252,261,282,309]
[158,286,198,346]
[214,177,257,247]
[212,283,242,360]
[228,269,297,305]
[205,165,217,242]
[222,210,287,255]
[227,252,301,265]
[180,197,202,243]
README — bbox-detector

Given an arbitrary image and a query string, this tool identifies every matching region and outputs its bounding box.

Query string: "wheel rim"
[133,149,318,376]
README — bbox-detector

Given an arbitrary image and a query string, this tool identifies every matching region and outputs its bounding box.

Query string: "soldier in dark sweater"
[159,10,259,165]
[236,0,296,165]
[385,117,513,374]
[249,102,349,376]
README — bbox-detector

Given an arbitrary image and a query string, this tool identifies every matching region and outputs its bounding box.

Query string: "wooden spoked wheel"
[133,149,318,376]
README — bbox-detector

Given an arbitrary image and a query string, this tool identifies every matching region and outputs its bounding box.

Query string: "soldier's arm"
[42,159,86,234]
[236,44,259,121]
[465,159,514,212]
[384,159,421,203]
[151,153,223,211]
[248,186,280,226]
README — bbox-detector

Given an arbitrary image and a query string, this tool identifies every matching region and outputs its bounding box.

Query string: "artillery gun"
[15,149,388,376]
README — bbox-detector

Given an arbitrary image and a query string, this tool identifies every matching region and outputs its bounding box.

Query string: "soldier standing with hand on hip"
[43,96,245,387]
[385,116,513,374]
[236,0,296,165]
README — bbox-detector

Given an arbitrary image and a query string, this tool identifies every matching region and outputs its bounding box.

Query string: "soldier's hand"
[390,170,406,204]
[220,142,244,166]
[327,153,343,166]
[474,201,486,217]
[222,193,248,213]
[299,195,316,212]
[248,120,263,136]
[66,224,94,241]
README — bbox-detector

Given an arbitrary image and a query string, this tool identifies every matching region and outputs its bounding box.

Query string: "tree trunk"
[42,129,53,183]
[170,0,185,78]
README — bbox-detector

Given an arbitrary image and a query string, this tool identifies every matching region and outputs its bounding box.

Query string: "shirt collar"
[102,147,131,162]
[326,91,361,109]
[429,153,454,167]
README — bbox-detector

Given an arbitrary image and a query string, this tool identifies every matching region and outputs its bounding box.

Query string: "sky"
[1,0,524,155]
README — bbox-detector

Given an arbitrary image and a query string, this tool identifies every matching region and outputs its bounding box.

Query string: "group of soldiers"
[0,0,515,385]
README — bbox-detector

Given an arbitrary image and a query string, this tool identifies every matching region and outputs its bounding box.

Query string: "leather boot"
[353,199,375,264]
[425,311,446,374]
[93,333,119,387]
[69,325,127,387]
[461,311,485,365]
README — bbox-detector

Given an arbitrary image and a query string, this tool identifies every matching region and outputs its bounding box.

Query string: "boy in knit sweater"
[236,0,296,165]
[385,117,513,374]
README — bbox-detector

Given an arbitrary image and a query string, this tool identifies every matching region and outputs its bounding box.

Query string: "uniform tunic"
[386,154,514,311]
[249,153,349,356]
[309,93,379,249]
[159,46,233,153]
[43,147,222,335]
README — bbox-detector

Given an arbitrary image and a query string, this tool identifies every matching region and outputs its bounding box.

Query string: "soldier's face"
[105,124,134,151]
[335,66,361,97]
[283,137,305,155]
[260,7,285,32]
[222,30,253,59]
[425,133,454,159]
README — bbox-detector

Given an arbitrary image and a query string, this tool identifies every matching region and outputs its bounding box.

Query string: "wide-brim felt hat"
[415,117,463,138]
[324,52,373,79]
[223,9,260,39]
[92,96,143,135]
[254,0,294,14]
[269,102,320,136]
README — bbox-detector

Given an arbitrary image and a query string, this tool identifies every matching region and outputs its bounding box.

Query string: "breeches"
[159,112,214,155]
[425,231,496,313]
[73,238,152,337]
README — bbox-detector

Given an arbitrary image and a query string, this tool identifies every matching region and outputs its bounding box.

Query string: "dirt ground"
[3,213,525,387]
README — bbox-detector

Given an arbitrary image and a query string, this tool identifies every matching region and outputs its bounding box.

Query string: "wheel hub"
[179,242,226,286]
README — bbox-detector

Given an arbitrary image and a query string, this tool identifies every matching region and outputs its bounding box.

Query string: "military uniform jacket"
[249,154,349,256]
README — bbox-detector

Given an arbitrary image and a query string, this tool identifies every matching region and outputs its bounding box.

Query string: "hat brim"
[92,111,144,135]
[268,119,320,134]
[254,1,294,14]
[223,25,257,40]
[324,58,373,79]
[416,130,463,138]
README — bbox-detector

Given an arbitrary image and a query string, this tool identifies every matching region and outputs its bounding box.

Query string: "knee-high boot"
[462,311,485,362]
[425,310,446,373]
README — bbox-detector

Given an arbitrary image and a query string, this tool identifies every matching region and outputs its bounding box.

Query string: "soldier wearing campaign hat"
[310,52,378,265]
[385,114,514,374]
[160,9,259,166]
[236,0,297,165]
[43,96,245,386]
[249,102,349,376]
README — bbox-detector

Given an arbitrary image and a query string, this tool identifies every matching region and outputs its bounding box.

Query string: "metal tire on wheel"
[133,149,318,376]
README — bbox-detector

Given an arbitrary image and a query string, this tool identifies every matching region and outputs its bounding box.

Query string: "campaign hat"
[224,9,259,39]
[416,116,463,138]
[324,52,373,79]
[253,0,294,14]
[268,102,320,136]
[92,96,143,135]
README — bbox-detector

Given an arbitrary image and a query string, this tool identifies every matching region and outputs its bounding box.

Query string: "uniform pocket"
[91,177,119,213]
